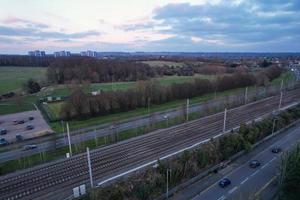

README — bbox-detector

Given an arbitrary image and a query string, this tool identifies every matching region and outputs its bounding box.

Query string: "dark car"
[26,125,34,130]
[22,144,37,151]
[0,129,7,135]
[29,116,34,120]
[271,146,282,153]
[18,120,25,124]
[249,160,261,168]
[219,178,231,188]
[0,138,9,146]
[16,134,23,141]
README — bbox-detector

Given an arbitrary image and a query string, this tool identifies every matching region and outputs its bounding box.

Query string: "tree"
[24,79,41,94]
[279,145,300,200]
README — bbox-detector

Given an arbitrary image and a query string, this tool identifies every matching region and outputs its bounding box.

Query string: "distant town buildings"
[54,51,71,57]
[28,50,46,57]
[80,50,99,57]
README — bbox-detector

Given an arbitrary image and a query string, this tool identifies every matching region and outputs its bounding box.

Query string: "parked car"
[13,120,19,125]
[219,178,231,188]
[249,160,261,168]
[0,138,9,146]
[26,125,34,130]
[0,129,7,135]
[22,144,37,151]
[28,116,34,120]
[16,134,23,141]
[18,120,25,124]
[271,146,282,153]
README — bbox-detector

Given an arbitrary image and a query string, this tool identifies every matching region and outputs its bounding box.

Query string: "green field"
[142,60,186,67]
[0,67,47,94]
[0,95,38,115]
[40,75,214,97]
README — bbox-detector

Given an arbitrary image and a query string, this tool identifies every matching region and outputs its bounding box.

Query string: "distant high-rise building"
[28,50,46,57]
[54,51,71,57]
[80,50,98,57]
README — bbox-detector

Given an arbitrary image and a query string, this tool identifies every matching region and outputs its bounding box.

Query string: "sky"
[0,0,299,54]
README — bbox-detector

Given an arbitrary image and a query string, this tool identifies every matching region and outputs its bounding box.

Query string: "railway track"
[1,88,300,200]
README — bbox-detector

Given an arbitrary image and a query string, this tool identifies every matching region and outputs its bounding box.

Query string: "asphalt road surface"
[190,124,300,200]
[0,110,52,142]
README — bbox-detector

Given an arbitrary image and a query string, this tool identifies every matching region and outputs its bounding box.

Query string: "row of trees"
[83,104,300,200]
[0,55,54,67]
[60,72,255,119]
[47,57,157,84]
[60,66,283,120]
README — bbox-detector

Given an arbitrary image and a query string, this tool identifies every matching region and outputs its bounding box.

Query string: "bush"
[24,79,41,94]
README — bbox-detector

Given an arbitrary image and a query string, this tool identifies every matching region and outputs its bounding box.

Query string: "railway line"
[1,88,300,200]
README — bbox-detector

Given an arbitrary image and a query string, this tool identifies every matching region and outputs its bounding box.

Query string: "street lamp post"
[66,123,72,157]
[164,115,169,127]
[279,92,283,110]
[186,98,190,121]
[245,87,248,104]
[272,119,278,136]
[223,108,227,133]
[166,168,171,199]
[86,147,94,188]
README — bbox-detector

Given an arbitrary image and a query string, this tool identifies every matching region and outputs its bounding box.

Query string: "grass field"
[0,67,47,94]
[41,75,214,97]
[0,95,38,115]
[142,60,186,67]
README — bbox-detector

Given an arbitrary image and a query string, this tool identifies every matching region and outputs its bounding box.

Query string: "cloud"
[120,0,300,51]
[2,17,49,29]
[0,16,101,42]
[0,25,101,40]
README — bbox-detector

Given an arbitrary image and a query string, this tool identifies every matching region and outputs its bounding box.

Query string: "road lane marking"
[241,177,249,185]
[261,163,269,169]
[217,195,226,200]
[228,186,238,194]
[189,123,300,199]
[251,170,260,177]
[254,176,277,197]
[270,157,277,163]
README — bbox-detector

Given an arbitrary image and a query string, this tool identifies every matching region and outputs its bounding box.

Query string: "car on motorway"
[22,144,37,151]
[249,160,261,168]
[271,146,282,153]
[0,138,9,146]
[219,178,231,188]
[0,129,7,135]
[26,124,34,130]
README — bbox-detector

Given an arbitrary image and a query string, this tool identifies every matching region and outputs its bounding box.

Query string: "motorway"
[0,87,299,200]
[190,123,300,200]
[0,84,283,162]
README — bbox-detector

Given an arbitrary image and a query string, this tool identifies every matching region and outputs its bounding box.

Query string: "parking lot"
[0,110,53,143]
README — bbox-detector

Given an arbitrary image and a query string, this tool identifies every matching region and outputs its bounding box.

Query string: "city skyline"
[0,0,300,54]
